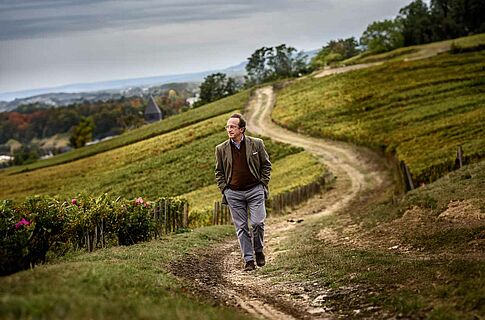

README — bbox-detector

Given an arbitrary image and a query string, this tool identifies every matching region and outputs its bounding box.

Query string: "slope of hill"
[273,45,485,185]
[259,159,484,318]
[0,226,252,320]
[0,111,323,203]
[344,32,485,65]
[2,90,250,174]
[0,88,326,228]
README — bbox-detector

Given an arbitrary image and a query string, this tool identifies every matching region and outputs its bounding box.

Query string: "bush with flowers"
[0,196,70,275]
[1,200,32,275]
[0,194,187,275]
[116,197,154,245]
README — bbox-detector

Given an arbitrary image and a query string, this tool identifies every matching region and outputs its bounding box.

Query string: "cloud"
[0,0,411,94]
[0,0,324,41]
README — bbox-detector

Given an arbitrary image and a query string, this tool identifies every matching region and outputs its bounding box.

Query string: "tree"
[13,146,39,165]
[430,0,485,40]
[245,47,273,85]
[245,45,309,86]
[430,0,463,40]
[311,37,361,68]
[398,0,433,45]
[69,117,94,148]
[197,73,238,106]
[268,44,297,78]
[360,20,404,53]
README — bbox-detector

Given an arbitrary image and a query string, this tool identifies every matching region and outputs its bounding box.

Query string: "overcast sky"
[0,0,411,95]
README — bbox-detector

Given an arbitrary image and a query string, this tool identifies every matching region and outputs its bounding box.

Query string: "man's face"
[226,117,244,141]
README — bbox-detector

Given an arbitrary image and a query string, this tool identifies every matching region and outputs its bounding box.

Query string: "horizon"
[0,0,411,99]
[0,61,243,102]
[1,51,323,102]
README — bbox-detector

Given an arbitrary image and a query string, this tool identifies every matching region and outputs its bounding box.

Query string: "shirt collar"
[230,135,244,149]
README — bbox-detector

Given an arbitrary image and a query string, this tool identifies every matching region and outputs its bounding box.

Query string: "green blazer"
[215,135,272,203]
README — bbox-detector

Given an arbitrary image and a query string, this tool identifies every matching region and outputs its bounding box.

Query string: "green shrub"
[0,200,33,275]
[116,199,155,245]
[0,194,186,275]
[0,197,73,275]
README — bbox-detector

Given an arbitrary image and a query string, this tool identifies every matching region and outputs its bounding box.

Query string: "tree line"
[0,91,191,166]
[360,0,484,53]
[0,98,145,146]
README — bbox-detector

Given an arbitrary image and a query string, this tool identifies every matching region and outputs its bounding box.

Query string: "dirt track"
[171,82,393,319]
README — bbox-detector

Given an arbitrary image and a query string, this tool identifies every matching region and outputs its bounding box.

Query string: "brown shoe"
[255,252,266,267]
[244,260,256,271]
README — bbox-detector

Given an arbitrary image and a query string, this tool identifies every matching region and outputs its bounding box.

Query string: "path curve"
[246,86,385,216]
[221,86,389,319]
[172,75,392,319]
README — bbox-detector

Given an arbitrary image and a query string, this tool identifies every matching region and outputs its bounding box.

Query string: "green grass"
[362,160,485,251]
[3,90,250,175]
[262,160,485,318]
[273,49,485,183]
[0,226,253,320]
[451,33,485,52]
[0,113,233,201]
[0,113,312,200]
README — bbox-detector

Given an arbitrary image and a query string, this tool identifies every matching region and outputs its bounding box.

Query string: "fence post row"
[75,198,187,252]
[153,198,188,234]
[211,172,333,222]
[400,145,465,192]
[212,202,231,225]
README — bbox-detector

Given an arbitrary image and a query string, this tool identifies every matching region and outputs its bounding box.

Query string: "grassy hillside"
[0,112,321,202]
[0,95,326,230]
[0,226,251,320]
[273,48,485,184]
[264,159,485,318]
[344,33,485,65]
[3,90,250,175]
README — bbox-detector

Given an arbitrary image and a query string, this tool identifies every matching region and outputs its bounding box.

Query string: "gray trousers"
[224,184,266,262]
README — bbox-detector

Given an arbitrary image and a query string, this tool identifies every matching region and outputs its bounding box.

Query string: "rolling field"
[344,33,485,65]
[3,90,250,174]
[0,102,326,225]
[273,48,485,184]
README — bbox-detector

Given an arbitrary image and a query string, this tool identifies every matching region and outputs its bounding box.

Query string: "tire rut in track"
[171,79,391,319]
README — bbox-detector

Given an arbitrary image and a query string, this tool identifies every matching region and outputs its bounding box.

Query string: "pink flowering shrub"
[1,194,187,275]
[1,200,39,275]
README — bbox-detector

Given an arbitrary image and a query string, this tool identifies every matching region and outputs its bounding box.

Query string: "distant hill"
[0,62,248,111]
[1,82,201,113]
[0,49,320,111]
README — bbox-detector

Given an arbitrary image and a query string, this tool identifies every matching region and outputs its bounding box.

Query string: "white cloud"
[0,0,411,94]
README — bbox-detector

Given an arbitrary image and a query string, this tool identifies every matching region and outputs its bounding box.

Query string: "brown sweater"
[229,139,259,191]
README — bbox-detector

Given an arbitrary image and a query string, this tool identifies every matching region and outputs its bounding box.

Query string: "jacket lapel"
[224,140,232,172]
[245,136,252,163]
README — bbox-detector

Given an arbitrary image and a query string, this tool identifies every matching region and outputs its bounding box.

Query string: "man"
[215,113,272,271]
